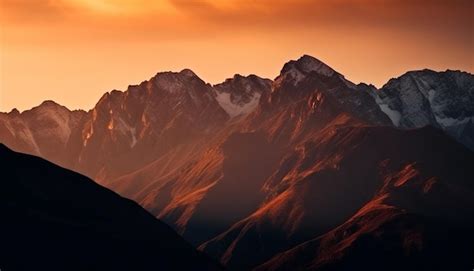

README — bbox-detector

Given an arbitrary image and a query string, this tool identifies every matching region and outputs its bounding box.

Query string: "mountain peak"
[274,55,356,90]
[213,74,272,118]
[275,55,343,87]
[26,100,73,114]
[8,108,20,115]
[281,55,337,78]
[40,100,62,108]
[152,69,200,82]
[179,68,198,78]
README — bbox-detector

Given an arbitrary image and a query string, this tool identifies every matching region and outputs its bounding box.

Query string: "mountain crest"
[214,74,272,118]
[274,55,357,90]
[179,68,198,78]
[280,55,337,78]
[8,108,20,116]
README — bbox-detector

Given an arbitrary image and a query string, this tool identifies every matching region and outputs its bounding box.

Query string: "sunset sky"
[1,0,473,112]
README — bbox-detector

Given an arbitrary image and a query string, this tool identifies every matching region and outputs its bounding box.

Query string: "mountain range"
[1,55,473,270]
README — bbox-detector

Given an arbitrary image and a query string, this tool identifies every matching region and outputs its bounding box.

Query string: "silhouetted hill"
[0,144,221,271]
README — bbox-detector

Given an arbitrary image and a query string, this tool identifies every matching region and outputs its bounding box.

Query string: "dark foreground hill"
[0,144,221,271]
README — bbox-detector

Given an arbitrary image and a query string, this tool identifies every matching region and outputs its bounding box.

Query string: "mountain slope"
[110,55,391,247]
[76,69,230,183]
[199,125,474,270]
[257,206,473,271]
[59,56,473,270]
[376,69,474,149]
[0,70,273,186]
[0,101,87,168]
[189,56,474,269]
[0,144,221,271]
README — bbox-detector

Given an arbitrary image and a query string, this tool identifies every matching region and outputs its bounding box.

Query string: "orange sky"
[1,0,473,112]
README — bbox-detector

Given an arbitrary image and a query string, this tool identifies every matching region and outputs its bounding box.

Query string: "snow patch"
[33,106,73,145]
[376,96,402,126]
[427,89,436,103]
[109,116,138,148]
[294,55,336,77]
[130,127,138,148]
[0,119,16,136]
[215,91,261,118]
[17,126,41,154]
[435,116,472,128]
[287,68,306,85]
[83,125,94,147]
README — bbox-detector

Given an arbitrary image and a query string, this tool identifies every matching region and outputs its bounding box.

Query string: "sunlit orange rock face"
[0,101,88,169]
[1,55,473,270]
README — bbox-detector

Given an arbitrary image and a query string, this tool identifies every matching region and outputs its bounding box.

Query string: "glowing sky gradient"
[1,0,473,111]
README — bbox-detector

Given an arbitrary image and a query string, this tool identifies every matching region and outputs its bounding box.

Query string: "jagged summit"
[153,69,201,80]
[376,69,474,149]
[8,108,20,115]
[20,100,87,116]
[214,74,272,118]
[149,69,210,95]
[215,74,272,88]
[381,69,473,89]
[281,54,337,77]
[217,74,250,85]
[1,57,473,184]
[275,55,354,88]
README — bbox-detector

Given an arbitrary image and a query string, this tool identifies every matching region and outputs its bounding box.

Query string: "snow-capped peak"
[281,55,336,79]
[375,70,474,149]
[213,74,272,118]
[276,55,355,87]
[151,70,202,94]
[295,55,335,76]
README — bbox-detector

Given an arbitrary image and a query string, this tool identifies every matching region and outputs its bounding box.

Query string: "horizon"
[1,0,473,112]
[0,55,471,114]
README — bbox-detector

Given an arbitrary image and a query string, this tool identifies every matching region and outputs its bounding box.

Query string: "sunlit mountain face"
[1,0,473,270]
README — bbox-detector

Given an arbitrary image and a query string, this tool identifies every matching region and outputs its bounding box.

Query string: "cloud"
[3,0,472,31]
[1,0,472,45]
[166,0,473,27]
[1,0,68,23]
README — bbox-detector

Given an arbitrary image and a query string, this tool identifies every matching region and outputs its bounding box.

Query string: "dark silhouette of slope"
[0,144,221,271]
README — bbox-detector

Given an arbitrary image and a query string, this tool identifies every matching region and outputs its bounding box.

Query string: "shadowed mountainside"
[202,126,474,270]
[0,144,221,271]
